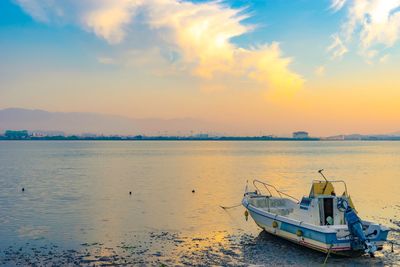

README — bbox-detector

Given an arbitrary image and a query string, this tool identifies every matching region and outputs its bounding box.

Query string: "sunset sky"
[1,0,400,136]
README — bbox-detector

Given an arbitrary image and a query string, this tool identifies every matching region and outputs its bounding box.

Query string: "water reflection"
[0,141,399,265]
[2,229,397,266]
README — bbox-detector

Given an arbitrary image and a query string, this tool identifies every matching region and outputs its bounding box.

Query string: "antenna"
[319,169,330,194]
[318,169,328,182]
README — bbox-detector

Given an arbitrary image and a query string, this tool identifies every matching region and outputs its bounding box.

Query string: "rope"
[323,244,333,265]
[220,203,242,209]
[389,240,400,246]
[389,240,400,252]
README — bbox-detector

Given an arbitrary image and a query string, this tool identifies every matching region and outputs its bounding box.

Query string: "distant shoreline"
[0,136,320,141]
[2,130,400,141]
[1,137,400,141]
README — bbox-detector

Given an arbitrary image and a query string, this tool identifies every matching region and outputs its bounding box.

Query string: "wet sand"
[1,226,399,266]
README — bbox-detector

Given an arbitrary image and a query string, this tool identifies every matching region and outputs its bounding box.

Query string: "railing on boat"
[253,179,300,202]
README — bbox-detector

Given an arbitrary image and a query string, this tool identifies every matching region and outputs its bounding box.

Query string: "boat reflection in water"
[242,170,390,257]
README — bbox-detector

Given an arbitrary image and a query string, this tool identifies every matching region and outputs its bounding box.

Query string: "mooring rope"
[220,203,242,209]
[389,240,400,252]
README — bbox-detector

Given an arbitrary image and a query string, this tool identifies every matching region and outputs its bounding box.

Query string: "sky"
[1,0,400,136]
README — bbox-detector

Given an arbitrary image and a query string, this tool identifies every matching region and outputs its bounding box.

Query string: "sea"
[0,141,399,266]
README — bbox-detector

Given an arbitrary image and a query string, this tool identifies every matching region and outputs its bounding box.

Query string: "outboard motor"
[337,198,377,256]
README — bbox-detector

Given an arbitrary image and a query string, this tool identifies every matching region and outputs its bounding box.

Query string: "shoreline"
[2,138,400,141]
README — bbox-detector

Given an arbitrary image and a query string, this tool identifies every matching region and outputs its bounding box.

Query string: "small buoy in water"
[22,188,25,192]
[192,189,195,193]
[129,191,132,195]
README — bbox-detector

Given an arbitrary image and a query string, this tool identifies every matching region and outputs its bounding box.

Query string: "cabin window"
[300,197,311,210]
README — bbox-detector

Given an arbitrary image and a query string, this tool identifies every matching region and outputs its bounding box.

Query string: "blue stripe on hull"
[247,205,338,244]
[246,204,388,248]
[279,222,337,244]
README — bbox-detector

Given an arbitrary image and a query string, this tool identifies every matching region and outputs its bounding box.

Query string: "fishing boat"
[242,170,390,257]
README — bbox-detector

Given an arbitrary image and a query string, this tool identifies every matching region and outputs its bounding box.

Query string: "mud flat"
[1,229,398,266]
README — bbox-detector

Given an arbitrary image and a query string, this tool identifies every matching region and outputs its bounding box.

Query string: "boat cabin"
[249,179,356,227]
[295,180,355,226]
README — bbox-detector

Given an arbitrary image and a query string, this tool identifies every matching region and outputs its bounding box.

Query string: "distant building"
[30,130,65,137]
[293,131,309,139]
[81,133,97,138]
[324,135,345,141]
[194,133,209,139]
[5,130,29,139]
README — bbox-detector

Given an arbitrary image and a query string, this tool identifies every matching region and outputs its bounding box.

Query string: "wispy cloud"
[314,65,326,76]
[379,54,390,63]
[327,34,348,59]
[97,56,117,65]
[15,0,51,22]
[15,0,303,92]
[330,0,347,12]
[329,0,400,61]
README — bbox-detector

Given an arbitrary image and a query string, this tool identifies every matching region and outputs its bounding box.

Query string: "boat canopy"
[309,180,357,211]
[309,181,336,197]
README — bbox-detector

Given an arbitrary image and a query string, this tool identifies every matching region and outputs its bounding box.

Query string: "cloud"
[327,34,348,59]
[97,56,117,65]
[379,54,390,63]
[82,0,136,44]
[14,0,303,92]
[15,0,51,22]
[314,65,326,76]
[240,44,303,92]
[330,0,347,12]
[329,0,400,61]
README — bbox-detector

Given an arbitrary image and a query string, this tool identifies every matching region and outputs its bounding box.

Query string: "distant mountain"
[0,108,216,135]
[390,131,400,136]
[324,133,400,141]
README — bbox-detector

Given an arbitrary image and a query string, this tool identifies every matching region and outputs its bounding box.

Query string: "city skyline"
[1,107,400,137]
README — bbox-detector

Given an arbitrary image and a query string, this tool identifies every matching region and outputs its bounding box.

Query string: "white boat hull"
[243,196,388,256]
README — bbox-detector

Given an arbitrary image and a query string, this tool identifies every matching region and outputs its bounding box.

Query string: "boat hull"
[243,199,388,257]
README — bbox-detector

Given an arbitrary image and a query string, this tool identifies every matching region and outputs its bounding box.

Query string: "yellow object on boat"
[296,229,303,237]
[310,181,357,211]
[309,181,335,196]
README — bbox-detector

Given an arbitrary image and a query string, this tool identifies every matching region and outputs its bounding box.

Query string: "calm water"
[0,141,399,266]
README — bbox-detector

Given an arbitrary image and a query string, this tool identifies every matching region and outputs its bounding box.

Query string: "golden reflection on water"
[0,141,399,264]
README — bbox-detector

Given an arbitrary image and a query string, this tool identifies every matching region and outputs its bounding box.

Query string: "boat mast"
[318,169,329,194]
